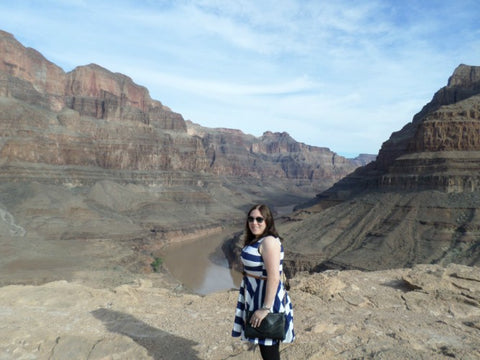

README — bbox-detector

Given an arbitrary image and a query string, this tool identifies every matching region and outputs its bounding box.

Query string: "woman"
[232,204,295,360]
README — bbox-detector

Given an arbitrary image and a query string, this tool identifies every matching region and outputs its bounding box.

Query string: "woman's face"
[248,208,266,238]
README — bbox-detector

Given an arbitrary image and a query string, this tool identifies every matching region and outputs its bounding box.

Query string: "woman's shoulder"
[261,235,280,243]
[259,235,281,250]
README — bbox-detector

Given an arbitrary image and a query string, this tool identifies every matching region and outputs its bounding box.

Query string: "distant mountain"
[279,64,480,274]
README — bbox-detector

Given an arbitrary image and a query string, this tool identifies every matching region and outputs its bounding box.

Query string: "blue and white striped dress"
[232,237,295,345]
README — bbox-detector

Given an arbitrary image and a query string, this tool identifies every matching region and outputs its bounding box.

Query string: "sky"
[0,1,479,157]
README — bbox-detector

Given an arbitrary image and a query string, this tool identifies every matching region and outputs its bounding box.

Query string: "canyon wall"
[0,29,373,281]
[316,64,480,201]
[279,64,480,273]
[0,30,364,186]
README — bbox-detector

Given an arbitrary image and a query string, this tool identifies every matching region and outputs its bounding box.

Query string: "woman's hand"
[250,308,270,328]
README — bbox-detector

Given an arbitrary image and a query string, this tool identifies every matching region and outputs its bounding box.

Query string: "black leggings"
[259,343,280,360]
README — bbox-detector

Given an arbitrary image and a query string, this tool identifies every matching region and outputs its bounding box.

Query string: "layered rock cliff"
[0,30,361,183]
[321,64,480,199]
[277,64,480,272]
[0,29,372,282]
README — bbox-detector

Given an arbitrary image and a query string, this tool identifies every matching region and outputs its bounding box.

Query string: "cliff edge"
[0,264,478,359]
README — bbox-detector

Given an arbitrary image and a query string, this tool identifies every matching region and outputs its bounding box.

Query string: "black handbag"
[245,310,286,340]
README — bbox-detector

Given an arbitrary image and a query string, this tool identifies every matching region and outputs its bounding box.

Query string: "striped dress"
[232,237,295,345]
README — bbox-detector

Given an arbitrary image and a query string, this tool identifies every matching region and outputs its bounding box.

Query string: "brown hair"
[243,204,282,246]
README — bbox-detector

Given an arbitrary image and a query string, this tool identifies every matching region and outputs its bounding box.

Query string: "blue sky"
[0,0,479,157]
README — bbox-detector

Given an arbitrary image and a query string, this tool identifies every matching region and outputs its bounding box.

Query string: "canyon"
[0,29,479,359]
[0,29,372,287]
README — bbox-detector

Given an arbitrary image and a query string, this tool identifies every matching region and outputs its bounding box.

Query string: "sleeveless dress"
[232,237,295,345]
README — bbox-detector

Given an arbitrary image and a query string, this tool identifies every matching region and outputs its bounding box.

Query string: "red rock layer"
[0,30,364,190]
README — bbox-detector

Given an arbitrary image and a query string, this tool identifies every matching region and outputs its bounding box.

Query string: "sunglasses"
[248,216,264,223]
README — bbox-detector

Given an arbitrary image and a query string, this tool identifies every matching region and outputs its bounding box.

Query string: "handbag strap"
[243,271,267,280]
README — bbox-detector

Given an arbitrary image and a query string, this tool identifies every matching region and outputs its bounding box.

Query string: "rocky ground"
[1,263,479,360]
[280,190,480,273]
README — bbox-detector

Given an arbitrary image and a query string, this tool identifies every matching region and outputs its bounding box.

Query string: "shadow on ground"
[92,308,200,360]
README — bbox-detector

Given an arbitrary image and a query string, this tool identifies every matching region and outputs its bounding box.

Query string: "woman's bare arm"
[260,236,281,308]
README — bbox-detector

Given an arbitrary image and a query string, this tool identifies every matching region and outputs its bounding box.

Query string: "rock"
[0,29,363,186]
[0,30,368,258]
[0,30,65,111]
[186,122,359,185]
[277,65,480,272]
[322,64,480,197]
[0,264,478,359]
[281,190,480,271]
[0,29,376,293]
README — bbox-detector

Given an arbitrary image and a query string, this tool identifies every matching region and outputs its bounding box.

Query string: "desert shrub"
[151,257,163,272]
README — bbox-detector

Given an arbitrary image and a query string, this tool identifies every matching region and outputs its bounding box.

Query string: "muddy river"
[162,228,243,295]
